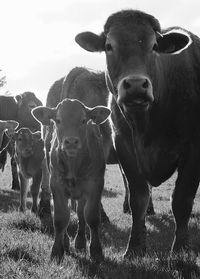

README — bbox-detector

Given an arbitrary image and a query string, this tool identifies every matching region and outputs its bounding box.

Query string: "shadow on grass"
[0,189,33,212]
[5,246,40,264]
[102,187,118,198]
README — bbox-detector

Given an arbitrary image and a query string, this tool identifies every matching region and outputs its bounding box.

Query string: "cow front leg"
[51,184,70,263]
[84,191,103,262]
[171,147,200,252]
[19,172,28,212]
[75,198,86,251]
[114,134,149,258]
[11,157,20,190]
[31,169,42,214]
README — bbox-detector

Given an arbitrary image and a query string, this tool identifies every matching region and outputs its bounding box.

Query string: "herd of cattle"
[1,9,200,263]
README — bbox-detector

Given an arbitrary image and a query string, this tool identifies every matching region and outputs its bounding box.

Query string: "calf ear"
[88,106,111,125]
[32,106,56,126]
[75,32,105,52]
[156,30,192,54]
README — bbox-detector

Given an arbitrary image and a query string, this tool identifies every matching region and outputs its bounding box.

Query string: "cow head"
[14,128,42,158]
[75,10,192,122]
[32,98,110,158]
[15,91,42,131]
[0,120,19,147]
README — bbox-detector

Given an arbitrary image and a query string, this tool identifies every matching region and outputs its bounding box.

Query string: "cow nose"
[118,76,154,107]
[64,137,81,149]
[123,78,150,91]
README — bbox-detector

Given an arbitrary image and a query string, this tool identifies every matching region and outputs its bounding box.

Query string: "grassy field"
[0,160,200,278]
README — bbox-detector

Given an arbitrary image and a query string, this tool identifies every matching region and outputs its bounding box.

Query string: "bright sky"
[1,0,200,104]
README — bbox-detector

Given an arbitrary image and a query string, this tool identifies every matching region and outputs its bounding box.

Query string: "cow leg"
[19,172,28,212]
[75,198,86,251]
[31,169,42,214]
[84,188,103,262]
[0,149,7,172]
[100,202,110,223]
[11,157,20,190]
[51,178,70,263]
[115,135,149,258]
[171,146,200,252]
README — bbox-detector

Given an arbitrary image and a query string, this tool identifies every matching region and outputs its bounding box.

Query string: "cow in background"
[75,9,200,257]
[0,92,42,190]
[13,128,44,213]
[32,98,110,262]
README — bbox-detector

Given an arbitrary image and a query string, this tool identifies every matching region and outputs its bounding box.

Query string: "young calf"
[14,128,45,213]
[32,98,110,263]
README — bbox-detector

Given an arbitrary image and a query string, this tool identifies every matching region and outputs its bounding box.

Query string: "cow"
[13,128,45,213]
[32,98,111,262]
[44,67,155,216]
[0,92,42,190]
[75,9,200,258]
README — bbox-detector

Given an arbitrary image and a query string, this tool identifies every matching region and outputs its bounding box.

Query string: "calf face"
[32,98,111,158]
[14,128,41,158]
[75,10,191,116]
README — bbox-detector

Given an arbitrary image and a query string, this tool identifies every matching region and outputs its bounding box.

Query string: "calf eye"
[82,119,87,125]
[105,43,113,52]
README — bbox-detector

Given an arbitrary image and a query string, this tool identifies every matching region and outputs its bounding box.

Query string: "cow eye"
[105,43,113,52]
[153,43,159,52]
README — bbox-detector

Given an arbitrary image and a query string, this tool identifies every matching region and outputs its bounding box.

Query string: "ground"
[0,159,200,278]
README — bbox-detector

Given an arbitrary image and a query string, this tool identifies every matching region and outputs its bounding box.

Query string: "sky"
[1,0,200,104]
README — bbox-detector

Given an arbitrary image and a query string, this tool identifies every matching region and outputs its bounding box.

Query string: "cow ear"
[156,30,192,54]
[75,32,105,52]
[32,106,56,126]
[15,94,22,105]
[88,106,111,125]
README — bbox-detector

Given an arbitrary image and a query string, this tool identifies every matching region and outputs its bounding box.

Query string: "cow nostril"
[123,79,131,90]
[142,79,149,89]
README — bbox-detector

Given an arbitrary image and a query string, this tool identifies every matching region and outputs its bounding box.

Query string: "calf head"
[32,98,110,158]
[14,128,41,158]
[75,10,192,122]
[15,91,42,131]
[0,120,19,147]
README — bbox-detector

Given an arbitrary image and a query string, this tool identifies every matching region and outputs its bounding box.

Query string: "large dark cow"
[0,92,42,190]
[75,10,200,257]
[44,67,154,216]
[14,128,44,213]
[32,98,110,262]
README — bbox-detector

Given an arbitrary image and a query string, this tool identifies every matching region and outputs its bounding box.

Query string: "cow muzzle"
[117,76,154,111]
[62,136,81,157]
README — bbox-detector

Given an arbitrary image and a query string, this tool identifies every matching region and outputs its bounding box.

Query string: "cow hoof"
[19,206,26,213]
[124,246,146,259]
[51,246,64,264]
[171,235,190,253]
[75,235,86,251]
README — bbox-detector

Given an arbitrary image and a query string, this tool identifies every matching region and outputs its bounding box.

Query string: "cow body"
[14,128,44,213]
[75,10,200,257]
[32,98,110,262]
[0,92,42,190]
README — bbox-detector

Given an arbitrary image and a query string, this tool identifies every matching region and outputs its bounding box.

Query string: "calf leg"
[19,172,29,212]
[84,188,103,261]
[51,178,70,263]
[75,198,86,251]
[11,157,20,190]
[31,169,42,214]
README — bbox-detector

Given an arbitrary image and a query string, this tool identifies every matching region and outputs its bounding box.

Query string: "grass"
[0,162,200,278]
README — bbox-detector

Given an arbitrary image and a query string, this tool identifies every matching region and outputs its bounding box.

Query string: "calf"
[14,128,45,213]
[32,98,110,262]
